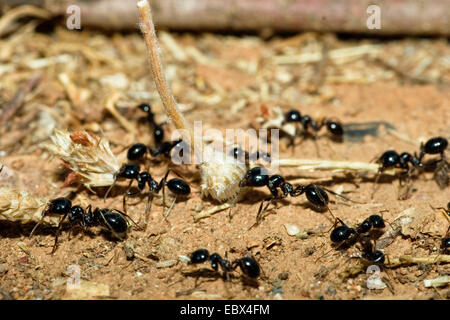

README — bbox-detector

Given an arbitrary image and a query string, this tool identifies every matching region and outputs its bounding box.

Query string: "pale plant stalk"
[137,0,247,203]
[137,0,196,150]
[276,158,398,176]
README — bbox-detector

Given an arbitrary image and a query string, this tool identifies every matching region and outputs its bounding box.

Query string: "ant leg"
[248,197,274,230]
[313,185,336,222]
[371,169,383,199]
[104,175,118,202]
[142,193,154,229]
[122,180,134,214]
[162,196,177,223]
[30,208,50,236]
[51,212,70,254]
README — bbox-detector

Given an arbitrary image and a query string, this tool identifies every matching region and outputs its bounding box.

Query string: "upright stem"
[137,0,196,150]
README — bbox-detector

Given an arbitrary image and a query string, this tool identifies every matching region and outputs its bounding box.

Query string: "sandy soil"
[0,26,449,300]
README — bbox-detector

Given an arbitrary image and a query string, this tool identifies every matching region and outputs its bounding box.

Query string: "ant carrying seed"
[237,166,337,228]
[30,197,134,254]
[419,136,449,189]
[188,248,261,280]
[104,165,190,224]
[371,149,423,199]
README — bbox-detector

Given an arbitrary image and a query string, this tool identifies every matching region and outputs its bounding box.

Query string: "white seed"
[284,223,300,236]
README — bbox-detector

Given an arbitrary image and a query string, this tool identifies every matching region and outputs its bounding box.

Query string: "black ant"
[126,139,185,162]
[237,167,338,228]
[30,197,133,254]
[329,214,386,252]
[104,165,190,223]
[283,109,343,155]
[419,136,449,189]
[372,150,423,199]
[188,249,261,280]
[230,147,271,167]
[138,103,164,144]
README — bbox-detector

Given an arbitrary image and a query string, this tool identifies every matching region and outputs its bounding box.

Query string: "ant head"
[363,249,385,265]
[284,110,301,123]
[47,197,72,215]
[239,167,269,188]
[369,214,385,229]
[138,103,151,113]
[442,237,450,249]
[118,163,140,179]
[189,249,209,264]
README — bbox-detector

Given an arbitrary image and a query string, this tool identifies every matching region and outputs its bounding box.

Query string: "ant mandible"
[30,197,134,253]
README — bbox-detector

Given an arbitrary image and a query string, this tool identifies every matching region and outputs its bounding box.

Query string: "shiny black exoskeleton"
[233,256,261,278]
[149,139,185,158]
[106,165,190,214]
[330,218,357,244]
[356,215,386,234]
[363,249,385,265]
[420,137,448,159]
[372,150,423,199]
[127,143,148,161]
[239,167,332,227]
[283,109,344,139]
[240,167,329,209]
[32,197,131,253]
[330,215,386,249]
[139,103,164,144]
[231,147,271,168]
[188,249,260,279]
[377,150,423,172]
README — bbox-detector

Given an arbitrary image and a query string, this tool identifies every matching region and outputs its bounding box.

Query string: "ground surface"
[0,22,449,300]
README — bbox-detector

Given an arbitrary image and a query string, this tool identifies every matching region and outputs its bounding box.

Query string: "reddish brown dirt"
[0,27,449,300]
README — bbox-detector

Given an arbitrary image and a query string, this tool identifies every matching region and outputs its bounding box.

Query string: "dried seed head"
[258,106,296,137]
[43,129,120,189]
[0,187,59,226]
[200,147,247,202]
